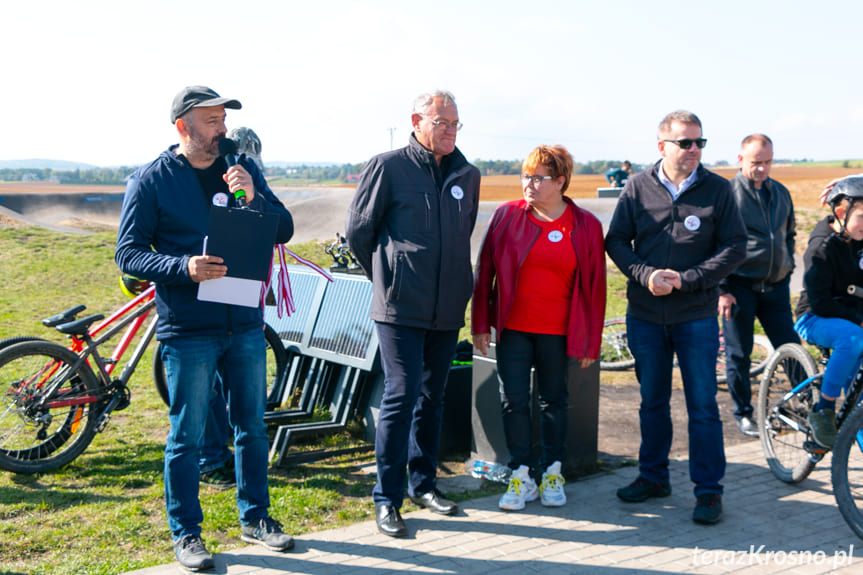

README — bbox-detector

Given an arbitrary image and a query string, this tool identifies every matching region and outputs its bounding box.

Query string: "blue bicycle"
[757,322,863,539]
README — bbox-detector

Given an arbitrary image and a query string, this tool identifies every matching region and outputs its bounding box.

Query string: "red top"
[505,205,577,334]
[472,197,607,360]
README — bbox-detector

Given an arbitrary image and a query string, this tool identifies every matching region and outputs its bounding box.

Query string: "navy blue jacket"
[115,145,293,339]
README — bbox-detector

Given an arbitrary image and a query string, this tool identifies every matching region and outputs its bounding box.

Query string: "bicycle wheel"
[152,323,288,407]
[716,333,774,385]
[831,402,863,540]
[600,317,635,370]
[756,343,819,483]
[0,341,102,474]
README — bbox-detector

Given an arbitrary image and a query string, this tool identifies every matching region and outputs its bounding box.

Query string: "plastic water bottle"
[471,460,511,483]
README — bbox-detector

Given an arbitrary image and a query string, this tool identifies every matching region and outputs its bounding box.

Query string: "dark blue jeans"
[373,322,458,508]
[160,328,270,540]
[496,329,568,472]
[722,276,799,418]
[627,315,725,496]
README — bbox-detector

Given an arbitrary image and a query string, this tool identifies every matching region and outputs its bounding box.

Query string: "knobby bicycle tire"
[831,402,863,540]
[0,340,102,474]
[757,343,819,483]
[152,323,288,408]
[599,317,635,370]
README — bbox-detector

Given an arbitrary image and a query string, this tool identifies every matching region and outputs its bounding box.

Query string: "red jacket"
[472,197,607,359]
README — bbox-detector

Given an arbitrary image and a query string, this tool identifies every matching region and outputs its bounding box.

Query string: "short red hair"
[522,145,573,193]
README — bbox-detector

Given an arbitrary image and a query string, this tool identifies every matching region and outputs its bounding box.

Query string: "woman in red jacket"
[473,145,606,511]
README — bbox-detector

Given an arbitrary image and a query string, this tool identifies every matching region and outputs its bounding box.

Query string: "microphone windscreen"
[218,138,238,157]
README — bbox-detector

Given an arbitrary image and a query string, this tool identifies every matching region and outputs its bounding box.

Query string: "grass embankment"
[0,228,503,575]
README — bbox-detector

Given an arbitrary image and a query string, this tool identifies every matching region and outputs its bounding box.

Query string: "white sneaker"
[540,461,567,507]
[498,465,538,511]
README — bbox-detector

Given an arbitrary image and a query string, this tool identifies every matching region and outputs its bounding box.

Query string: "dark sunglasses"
[664,138,707,150]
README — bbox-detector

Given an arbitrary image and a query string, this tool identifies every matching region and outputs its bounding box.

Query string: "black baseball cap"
[170,86,241,123]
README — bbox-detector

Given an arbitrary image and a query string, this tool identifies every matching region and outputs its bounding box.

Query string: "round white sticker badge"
[212,192,229,207]
[548,230,564,243]
[859,255,863,270]
[684,215,701,231]
[451,185,464,200]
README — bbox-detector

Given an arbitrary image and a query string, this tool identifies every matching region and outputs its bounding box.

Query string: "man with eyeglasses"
[605,110,746,525]
[719,134,799,438]
[345,90,480,538]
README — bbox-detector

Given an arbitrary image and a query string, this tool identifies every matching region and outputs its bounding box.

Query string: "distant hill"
[0,159,100,170]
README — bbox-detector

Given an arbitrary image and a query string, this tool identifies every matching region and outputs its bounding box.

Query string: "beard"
[186,126,223,160]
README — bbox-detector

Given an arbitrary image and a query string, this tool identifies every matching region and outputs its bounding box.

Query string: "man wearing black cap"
[116,86,294,571]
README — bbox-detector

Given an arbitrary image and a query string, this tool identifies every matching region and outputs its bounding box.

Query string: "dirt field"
[479,165,863,210]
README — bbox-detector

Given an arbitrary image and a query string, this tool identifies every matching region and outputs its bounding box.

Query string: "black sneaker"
[693,493,723,524]
[200,459,236,490]
[174,534,214,571]
[241,517,295,551]
[617,476,671,502]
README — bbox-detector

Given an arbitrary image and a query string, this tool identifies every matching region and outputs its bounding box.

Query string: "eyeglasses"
[664,138,707,150]
[521,174,553,185]
[422,115,463,131]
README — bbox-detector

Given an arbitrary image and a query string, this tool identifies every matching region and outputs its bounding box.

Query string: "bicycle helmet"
[120,274,150,298]
[827,175,863,207]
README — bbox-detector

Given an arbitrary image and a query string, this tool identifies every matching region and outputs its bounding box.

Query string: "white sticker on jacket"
[684,215,701,231]
[212,192,229,207]
[859,256,863,270]
[548,230,563,243]
[451,185,464,200]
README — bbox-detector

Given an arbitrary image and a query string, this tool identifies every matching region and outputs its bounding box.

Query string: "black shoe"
[376,505,407,537]
[174,534,215,571]
[616,476,671,503]
[693,493,722,524]
[200,458,236,490]
[736,415,759,437]
[409,489,458,515]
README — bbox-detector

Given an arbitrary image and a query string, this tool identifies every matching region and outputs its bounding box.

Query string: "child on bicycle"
[794,175,863,448]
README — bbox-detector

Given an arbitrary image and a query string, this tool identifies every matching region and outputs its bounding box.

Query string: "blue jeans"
[373,322,458,508]
[496,329,568,471]
[795,313,863,398]
[200,376,232,473]
[160,327,270,540]
[722,277,799,418]
[627,315,725,496]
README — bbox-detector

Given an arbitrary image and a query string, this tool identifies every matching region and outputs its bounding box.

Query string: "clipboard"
[197,206,279,307]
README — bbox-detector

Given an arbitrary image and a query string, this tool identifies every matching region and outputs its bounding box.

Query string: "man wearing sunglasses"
[606,110,746,526]
[345,90,480,538]
[718,134,799,438]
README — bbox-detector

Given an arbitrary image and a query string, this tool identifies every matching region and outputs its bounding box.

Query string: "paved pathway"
[124,440,861,574]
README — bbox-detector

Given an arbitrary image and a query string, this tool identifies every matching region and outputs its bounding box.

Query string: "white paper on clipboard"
[198,276,262,308]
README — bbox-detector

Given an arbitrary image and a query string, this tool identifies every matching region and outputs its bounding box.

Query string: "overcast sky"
[3,0,861,167]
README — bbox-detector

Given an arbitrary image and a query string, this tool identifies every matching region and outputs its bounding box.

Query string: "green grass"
[788,159,863,168]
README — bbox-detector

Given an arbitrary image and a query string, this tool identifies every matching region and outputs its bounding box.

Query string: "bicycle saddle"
[55,314,105,336]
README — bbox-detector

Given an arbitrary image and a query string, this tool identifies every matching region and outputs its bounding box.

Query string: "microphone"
[218,138,247,207]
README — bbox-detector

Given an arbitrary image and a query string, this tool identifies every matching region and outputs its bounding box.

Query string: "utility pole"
[387,127,397,150]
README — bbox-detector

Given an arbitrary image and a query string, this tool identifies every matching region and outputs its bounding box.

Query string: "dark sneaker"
[617,476,671,502]
[808,408,838,449]
[241,517,295,551]
[693,493,723,524]
[200,459,235,490]
[174,534,214,571]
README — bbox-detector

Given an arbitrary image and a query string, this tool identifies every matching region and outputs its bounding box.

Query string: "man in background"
[719,134,798,436]
[606,160,633,187]
[345,90,480,538]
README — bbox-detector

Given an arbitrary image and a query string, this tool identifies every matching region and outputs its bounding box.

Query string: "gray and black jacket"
[345,134,480,330]
[605,161,746,325]
[721,172,795,289]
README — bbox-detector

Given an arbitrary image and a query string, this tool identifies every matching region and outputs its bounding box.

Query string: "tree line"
[0,159,641,186]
